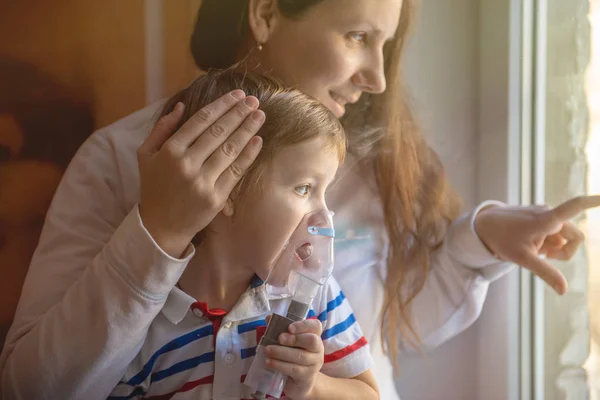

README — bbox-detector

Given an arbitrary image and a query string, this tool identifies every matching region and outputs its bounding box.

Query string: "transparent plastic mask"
[244,209,335,399]
[263,209,335,304]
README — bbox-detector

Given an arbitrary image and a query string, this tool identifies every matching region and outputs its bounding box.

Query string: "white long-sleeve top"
[0,100,514,400]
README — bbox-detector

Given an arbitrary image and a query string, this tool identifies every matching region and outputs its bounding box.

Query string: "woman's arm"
[399,201,514,352]
[400,195,599,354]
[0,116,194,400]
[1,92,264,400]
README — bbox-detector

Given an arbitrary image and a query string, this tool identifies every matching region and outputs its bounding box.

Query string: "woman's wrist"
[473,204,501,256]
[138,210,194,259]
[147,229,193,259]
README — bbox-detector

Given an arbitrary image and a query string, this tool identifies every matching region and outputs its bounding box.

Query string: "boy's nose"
[307,209,334,228]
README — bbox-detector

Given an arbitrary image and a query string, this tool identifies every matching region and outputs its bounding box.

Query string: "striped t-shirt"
[107,276,373,399]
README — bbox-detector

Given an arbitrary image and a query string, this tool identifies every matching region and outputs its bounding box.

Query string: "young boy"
[106,71,378,399]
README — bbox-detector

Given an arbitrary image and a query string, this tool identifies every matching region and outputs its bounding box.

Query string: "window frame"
[475,0,545,398]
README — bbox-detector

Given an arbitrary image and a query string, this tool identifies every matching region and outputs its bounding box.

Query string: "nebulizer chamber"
[244,210,335,399]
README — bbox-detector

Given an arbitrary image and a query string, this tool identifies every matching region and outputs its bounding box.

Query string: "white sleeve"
[400,201,515,353]
[0,130,194,400]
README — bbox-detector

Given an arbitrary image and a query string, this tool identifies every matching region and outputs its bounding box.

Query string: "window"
[522,0,600,399]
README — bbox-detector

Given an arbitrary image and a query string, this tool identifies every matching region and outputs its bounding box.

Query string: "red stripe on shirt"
[256,325,267,344]
[145,375,214,399]
[324,336,368,363]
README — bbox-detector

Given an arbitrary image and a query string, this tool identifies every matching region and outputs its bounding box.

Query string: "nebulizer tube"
[244,210,335,399]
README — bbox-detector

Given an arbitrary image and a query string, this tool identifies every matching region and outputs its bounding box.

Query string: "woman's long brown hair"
[191,0,462,368]
[368,0,462,364]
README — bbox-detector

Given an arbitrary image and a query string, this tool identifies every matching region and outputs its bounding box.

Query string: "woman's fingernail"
[174,102,185,113]
[252,110,265,121]
[289,325,297,334]
[231,90,245,100]
[245,96,259,108]
[251,136,263,147]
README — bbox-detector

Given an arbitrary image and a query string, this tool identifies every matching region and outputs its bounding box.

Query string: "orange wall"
[0,0,207,343]
[0,0,147,127]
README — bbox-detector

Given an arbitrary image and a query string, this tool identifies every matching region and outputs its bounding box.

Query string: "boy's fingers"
[264,358,312,382]
[279,333,323,353]
[289,319,322,336]
[265,345,314,366]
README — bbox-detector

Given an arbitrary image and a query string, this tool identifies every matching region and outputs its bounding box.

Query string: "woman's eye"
[348,32,367,45]
[294,185,311,197]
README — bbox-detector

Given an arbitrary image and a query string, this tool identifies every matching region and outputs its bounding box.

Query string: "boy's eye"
[347,32,367,45]
[294,185,312,197]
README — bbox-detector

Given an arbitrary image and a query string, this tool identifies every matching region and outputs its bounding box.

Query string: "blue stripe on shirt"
[316,292,345,323]
[250,275,265,288]
[151,351,215,382]
[238,319,266,334]
[241,346,257,359]
[321,313,356,340]
[126,324,213,385]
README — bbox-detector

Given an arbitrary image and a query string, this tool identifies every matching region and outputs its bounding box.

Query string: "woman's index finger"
[167,89,246,148]
[542,195,600,227]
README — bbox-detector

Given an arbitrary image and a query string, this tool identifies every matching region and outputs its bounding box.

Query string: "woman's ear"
[222,197,235,217]
[247,0,279,44]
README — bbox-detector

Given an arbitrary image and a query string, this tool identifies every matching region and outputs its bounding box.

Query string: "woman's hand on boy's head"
[474,195,600,295]
[263,319,324,400]
[137,91,264,258]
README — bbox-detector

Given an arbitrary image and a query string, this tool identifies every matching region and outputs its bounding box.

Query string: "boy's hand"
[264,319,324,400]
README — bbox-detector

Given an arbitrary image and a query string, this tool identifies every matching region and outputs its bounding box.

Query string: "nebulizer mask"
[244,209,335,399]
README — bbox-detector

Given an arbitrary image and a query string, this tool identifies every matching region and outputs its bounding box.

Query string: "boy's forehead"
[271,139,339,176]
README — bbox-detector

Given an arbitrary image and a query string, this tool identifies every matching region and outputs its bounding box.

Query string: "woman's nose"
[356,70,386,94]
[353,54,387,94]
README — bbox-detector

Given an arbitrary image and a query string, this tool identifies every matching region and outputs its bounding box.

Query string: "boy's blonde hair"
[159,70,346,242]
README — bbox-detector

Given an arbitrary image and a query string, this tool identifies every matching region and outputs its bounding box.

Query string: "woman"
[1,0,598,399]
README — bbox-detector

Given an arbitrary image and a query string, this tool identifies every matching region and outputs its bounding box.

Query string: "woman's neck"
[179,235,255,311]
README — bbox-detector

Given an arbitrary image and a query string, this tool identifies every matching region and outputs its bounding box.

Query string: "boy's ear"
[222,197,235,217]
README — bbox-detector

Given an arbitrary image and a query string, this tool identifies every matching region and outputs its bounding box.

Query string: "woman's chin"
[327,99,346,118]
